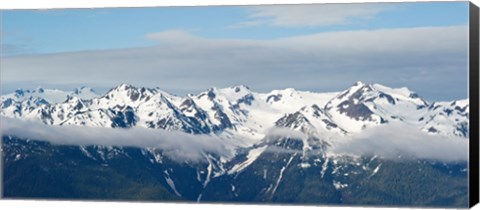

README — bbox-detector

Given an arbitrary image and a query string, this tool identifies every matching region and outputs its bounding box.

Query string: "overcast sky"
[1,2,470,101]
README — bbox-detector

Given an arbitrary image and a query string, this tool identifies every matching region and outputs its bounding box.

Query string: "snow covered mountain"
[1,82,468,142]
[2,86,98,104]
[1,82,470,206]
[1,86,99,121]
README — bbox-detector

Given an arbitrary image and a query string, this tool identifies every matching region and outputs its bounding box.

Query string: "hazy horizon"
[0,80,471,103]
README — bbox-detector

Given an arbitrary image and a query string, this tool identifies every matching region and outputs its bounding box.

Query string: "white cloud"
[1,25,468,100]
[1,117,232,162]
[264,126,308,141]
[145,29,201,43]
[235,4,392,27]
[258,123,468,162]
[330,122,468,162]
[1,117,468,162]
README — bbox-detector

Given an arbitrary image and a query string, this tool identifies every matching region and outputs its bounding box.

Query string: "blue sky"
[2,2,468,55]
[1,2,470,101]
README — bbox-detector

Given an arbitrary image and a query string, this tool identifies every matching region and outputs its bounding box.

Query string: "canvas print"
[0,2,473,208]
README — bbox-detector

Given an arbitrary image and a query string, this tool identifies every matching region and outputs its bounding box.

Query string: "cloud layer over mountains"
[2,117,468,162]
[331,122,468,161]
[1,117,231,162]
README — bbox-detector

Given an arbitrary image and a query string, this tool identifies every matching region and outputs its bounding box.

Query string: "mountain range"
[1,82,470,207]
[1,81,469,139]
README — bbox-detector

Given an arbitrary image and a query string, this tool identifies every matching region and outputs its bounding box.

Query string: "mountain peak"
[275,111,311,130]
[73,86,96,95]
[353,81,366,87]
[334,81,370,101]
[65,95,83,104]
[341,82,424,103]
[221,84,253,95]
[114,83,135,91]
[34,86,45,93]
[283,87,297,92]
[105,83,139,96]
[229,84,250,93]
[371,83,412,96]
[207,87,218,91]
[206,87,217,99]
[103,83,161,103]
[14,88,27,97]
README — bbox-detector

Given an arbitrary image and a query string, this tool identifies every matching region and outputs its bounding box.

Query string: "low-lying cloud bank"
[330,123,468,162]
[1,117,231,162]
[264,127,308,141]
[261,125,468,162]
[1,118,468,162]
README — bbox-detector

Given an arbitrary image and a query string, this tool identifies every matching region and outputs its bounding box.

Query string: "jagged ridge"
[1,82,469,141]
